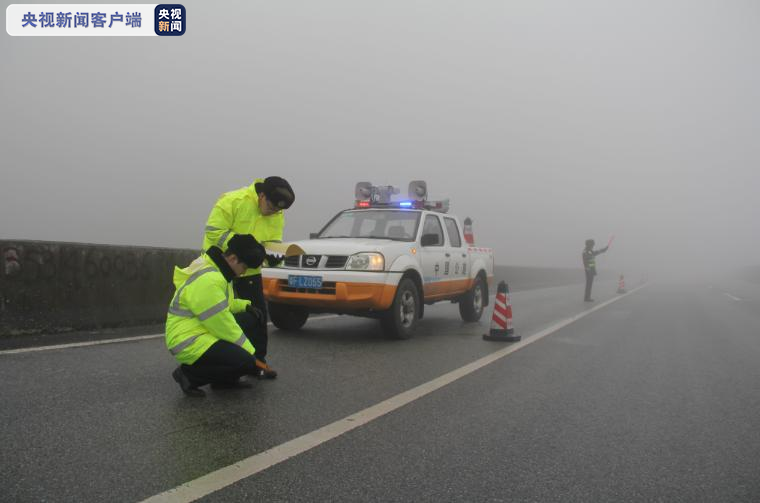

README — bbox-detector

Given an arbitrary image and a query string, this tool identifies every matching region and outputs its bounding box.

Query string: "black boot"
[172,367,205,397]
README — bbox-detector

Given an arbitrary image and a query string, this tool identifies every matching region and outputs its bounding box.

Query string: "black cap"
[585,239,595,247]
[255,176,295,210]
[226,234,266,268]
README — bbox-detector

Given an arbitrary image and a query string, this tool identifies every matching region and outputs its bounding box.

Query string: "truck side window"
[422,214,444,246]
[444,218,462,247]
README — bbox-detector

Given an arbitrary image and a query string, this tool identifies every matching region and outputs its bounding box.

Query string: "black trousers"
[182,340,259,387]
[233,273,269,361]
[584,269,595,300]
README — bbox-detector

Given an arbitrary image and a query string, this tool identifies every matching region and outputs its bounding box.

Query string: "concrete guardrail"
[1,240,598,337]
[0,240,198,336]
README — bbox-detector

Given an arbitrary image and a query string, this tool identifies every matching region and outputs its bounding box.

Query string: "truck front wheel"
[268,302,309,331]
[381,278,420,339]
[459,275,486,322]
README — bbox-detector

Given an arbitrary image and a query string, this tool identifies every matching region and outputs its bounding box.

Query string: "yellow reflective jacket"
[202,179,285,276]
[165,253,254,364]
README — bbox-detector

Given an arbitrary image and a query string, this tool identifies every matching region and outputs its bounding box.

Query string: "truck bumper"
[262,269,401,311]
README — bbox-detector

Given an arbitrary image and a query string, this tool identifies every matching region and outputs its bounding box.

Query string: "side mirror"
[420,234,439,247]
[309,232,319,239]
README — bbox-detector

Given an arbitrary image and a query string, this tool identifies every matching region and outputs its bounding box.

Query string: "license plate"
[288,275,323,289]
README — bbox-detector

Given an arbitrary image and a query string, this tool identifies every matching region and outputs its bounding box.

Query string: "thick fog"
[2,0,759,280]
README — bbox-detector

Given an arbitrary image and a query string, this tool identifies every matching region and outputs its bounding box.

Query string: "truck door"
[419,214,448,299]
[443,216,469,295]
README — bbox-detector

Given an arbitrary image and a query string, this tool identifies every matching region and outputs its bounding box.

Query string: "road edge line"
[0,315,342,355]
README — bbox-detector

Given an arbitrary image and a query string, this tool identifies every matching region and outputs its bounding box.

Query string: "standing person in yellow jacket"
[166,234,269,397]
[203,176,295,379]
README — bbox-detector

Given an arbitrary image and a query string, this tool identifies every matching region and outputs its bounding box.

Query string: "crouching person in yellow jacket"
[166,234,269,397]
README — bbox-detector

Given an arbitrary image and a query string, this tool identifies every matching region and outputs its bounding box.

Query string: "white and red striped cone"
[617,274,626,294]
[483,281,520,342]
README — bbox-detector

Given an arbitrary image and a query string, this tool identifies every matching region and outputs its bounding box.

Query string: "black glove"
[246,304,265,324]
[266,253,284,267]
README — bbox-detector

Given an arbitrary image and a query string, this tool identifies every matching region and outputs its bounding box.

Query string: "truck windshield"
[318,210,421,241]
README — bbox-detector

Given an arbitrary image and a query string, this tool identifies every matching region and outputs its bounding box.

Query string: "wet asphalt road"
[1,279,759,502]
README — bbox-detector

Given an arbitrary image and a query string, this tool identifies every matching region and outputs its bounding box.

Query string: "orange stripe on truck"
[423,278,473,300]
[263,278,397,310]
[264,275,494,310]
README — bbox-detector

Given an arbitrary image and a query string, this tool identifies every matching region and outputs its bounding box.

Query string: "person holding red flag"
[582,238,610,302]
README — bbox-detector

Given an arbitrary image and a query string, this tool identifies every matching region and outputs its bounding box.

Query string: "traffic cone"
[483,281,520,342]
[617,274,626,294]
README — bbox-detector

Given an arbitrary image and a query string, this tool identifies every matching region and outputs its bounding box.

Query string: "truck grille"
[282,255,348,269]
[325,256,348,268]
[301,255,321,268]
[284,256,300,267]
[279,280,336,295]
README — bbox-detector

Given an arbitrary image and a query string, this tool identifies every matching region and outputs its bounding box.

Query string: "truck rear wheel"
[268,302,309,331]
[459,275,485,322]
[381,278,420,339]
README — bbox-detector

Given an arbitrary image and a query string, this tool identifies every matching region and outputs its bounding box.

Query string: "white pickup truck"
[262,182,494,339]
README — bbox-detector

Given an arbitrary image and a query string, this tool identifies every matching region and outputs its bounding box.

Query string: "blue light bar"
[399,201,413,207]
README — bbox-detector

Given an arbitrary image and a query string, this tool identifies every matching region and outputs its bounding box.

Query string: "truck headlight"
[346,252,385,271]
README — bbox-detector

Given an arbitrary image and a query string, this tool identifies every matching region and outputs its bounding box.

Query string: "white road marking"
[723,293,742,301]
[141,284,646,503]
[0,333,165,355]
[0,315,342,355]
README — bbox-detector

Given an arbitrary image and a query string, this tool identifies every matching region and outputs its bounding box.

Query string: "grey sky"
[2,0,759,277]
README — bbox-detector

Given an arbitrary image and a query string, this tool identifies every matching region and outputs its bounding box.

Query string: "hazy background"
[2,0,759,279]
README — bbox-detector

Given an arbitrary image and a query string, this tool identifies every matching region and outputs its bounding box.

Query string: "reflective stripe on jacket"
[165,255,254,364]
[583,249,596,272]
[202,178,285,276]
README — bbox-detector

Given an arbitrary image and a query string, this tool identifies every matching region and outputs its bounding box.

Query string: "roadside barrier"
[0,239,198,336]
[1,240,616,338]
